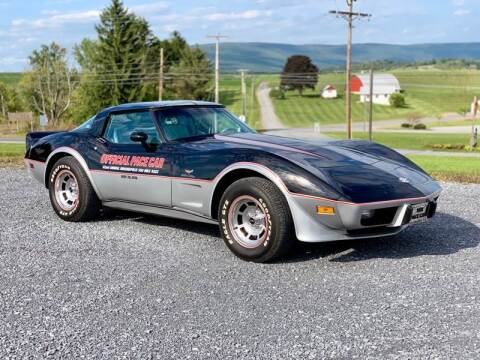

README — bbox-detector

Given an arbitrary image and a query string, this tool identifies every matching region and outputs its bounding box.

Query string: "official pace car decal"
[100,153,165,174]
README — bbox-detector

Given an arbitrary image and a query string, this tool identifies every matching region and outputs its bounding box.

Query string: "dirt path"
[256,82,286,130]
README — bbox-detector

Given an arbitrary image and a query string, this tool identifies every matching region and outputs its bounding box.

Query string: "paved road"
[0,137,24,144]
[1,168,480,358]
[319,114,473,133]
[256,82,286,130]
[396,148,480,158]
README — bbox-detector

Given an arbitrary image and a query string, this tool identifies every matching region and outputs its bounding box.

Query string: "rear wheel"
[218,177,294,262]
[48,156,101,222]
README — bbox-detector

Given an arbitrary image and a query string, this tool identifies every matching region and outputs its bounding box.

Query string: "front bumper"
[287,189,441,243]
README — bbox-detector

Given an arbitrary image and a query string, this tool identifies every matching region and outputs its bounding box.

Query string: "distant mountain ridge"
[197,42,480,72]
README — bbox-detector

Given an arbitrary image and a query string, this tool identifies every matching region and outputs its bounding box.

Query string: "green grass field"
[219,75,261,129]
[407,155,480,183]
[325,131,474,151]
[388,119,475,129]
[0,73,22,86]
[267,70,480,127]
[0,143,25,165]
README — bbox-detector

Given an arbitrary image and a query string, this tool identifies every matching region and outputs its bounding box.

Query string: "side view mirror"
[130,131,148,143]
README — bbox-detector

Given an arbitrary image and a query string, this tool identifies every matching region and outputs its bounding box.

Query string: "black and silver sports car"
[25,101,441,262]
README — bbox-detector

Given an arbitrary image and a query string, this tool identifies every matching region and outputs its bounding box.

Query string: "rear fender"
[45,147,103,199]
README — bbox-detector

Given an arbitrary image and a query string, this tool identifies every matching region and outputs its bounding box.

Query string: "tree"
[0,83,24,121]
[20,43,75,126]
[389,93,406,108]
[168,47,212,100]
[74,0,158,120]
[280,55,318,95]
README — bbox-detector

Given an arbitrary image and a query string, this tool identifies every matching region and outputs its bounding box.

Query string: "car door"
[91,110,172,207]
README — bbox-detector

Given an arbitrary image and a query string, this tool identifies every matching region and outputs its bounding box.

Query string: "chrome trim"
[45,147,103,198]
[390,204,409,228]
[208,163,291,218]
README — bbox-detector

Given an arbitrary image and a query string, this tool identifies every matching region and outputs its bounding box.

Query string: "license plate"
[410,202,428,224]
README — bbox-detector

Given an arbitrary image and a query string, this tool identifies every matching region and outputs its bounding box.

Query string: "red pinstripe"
[33,148,437,207]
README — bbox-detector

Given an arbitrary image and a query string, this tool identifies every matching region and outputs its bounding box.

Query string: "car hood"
[214,133,440,203]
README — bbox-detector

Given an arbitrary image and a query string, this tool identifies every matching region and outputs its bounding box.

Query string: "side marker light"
[317,206,335,215]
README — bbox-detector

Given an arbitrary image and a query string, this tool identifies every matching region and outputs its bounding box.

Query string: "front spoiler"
[287,188,441,243]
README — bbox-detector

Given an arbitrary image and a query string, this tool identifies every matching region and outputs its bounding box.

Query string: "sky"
[0,0,478,71]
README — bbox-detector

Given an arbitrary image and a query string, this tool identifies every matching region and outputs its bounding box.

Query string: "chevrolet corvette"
[25,101,441,262]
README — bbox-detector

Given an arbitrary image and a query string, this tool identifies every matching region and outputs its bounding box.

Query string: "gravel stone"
[1,168,480,358]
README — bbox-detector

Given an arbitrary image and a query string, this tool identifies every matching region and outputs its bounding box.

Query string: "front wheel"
[218,177,295,262]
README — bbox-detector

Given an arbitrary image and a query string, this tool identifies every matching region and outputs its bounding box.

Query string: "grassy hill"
[219,75,261,129]
[267,70,480,126]
[198,42,480,72]
[0,73,22,86]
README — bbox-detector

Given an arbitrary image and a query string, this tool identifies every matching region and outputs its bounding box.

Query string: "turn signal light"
[317,206,335,215]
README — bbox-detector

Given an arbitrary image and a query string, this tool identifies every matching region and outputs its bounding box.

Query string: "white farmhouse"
[321,84,337,99]
[351,73,401,106]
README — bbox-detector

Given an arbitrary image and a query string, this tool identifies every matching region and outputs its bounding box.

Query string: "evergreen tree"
[74,0,213,122]
[169,47,212,100]
[75,0,156,119]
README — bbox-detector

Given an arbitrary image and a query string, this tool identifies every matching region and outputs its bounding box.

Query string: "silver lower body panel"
[102,200,218,225]
[287,190,441,243]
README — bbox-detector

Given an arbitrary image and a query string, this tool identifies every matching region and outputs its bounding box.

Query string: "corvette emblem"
[185,169,194,175]
[399,177,409,183]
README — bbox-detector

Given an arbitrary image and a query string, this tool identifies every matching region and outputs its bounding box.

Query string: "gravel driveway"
[1,168,480,359]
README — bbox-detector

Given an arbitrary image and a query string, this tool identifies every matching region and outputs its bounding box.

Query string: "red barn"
[350,73,401,94]
[350,75,364,93]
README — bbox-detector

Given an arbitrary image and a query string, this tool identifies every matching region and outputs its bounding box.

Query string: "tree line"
[0,0,212,128]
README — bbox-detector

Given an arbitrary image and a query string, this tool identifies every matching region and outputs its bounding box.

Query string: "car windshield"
[155,106,254,141]
[73,116,95,132]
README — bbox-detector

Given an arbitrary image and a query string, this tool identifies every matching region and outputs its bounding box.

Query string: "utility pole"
[159,47,164,101]
[471,96,478,147]
[239,69,248,118]
[368,69,374,141]
[330,1,371,139]
[207,34,228,103]
[250,74,255,119]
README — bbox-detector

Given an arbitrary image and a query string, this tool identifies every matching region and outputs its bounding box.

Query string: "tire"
[218,177,295,262]
[48,156,101,222]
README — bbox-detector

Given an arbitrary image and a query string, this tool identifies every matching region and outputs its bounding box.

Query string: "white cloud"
[12,9,100,29]
[0,56,27,66]
[453,9,471,15]
[205,10,272,21]
[452,0,465,6]
[130,2,169,15]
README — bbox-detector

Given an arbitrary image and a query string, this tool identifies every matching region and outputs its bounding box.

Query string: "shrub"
[429,143,466,150]
[401,123,412,128]
[413,123,427,130]
[407,112,422,126]
[389,93,406,108]
[270,88,286,100]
